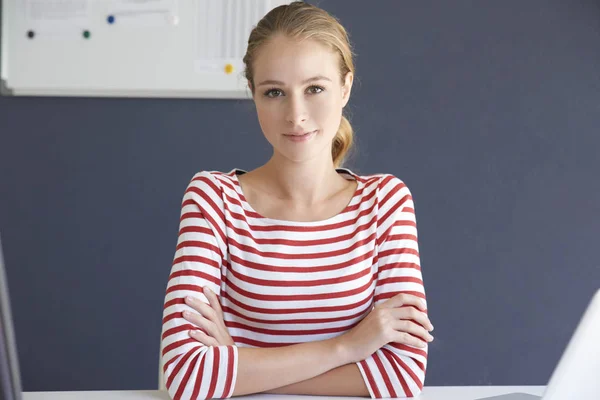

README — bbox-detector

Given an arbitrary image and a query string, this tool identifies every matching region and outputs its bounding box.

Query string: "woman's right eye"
[264,88,283,98]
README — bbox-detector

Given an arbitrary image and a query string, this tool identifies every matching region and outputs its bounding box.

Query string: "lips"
[284,130,316,137]
[283,130,317,142]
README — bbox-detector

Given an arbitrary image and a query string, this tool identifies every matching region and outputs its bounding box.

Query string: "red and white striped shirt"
[161,168,428,399]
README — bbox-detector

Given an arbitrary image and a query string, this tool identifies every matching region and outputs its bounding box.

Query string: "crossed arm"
[180,288,371,397]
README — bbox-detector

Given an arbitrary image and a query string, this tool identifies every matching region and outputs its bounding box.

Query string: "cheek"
[255,102,279,131]
[309,94,343,129]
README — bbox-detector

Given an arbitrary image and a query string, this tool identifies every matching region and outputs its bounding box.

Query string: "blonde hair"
[243,1,356,168]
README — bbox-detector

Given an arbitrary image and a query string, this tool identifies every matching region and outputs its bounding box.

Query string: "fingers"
[390,306,434,331]
[182,310,216,337]
[391,319,434,345]
[393,331,429,348]
[203,286,223,315]
[381,293,427,312]
[185,294,217,321]
[182,288,231,348]
[189,329,219,347]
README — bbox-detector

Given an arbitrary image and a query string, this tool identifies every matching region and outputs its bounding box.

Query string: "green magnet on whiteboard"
[83,30,91,39]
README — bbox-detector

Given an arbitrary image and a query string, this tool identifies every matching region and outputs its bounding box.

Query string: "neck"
[259,153,346,207]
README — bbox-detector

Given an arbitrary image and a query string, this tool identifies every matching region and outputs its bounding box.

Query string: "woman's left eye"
[307,86,324,94]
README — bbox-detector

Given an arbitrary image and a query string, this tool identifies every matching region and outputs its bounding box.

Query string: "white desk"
[23,386,546,400]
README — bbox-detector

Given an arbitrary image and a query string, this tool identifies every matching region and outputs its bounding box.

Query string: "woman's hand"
[182,286,234,346]
[337,293,434,364]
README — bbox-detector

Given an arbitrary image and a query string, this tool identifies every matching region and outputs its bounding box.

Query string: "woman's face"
[251,34,353,165]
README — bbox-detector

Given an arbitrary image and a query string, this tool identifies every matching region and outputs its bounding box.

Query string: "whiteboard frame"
[0,0,288,99]
[0,0,10,95]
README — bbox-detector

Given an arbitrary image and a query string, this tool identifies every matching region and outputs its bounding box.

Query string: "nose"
[285,94,308,125]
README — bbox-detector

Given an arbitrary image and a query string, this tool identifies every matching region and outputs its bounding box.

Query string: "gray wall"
[1,0,599,391]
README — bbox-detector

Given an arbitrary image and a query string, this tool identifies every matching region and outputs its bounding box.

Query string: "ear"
[248,80,255,98]
[341,71,354,108]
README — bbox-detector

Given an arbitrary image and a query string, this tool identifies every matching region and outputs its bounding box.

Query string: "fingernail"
[186,296,193,303]
[203,286,211,294]
[183,311,190,318]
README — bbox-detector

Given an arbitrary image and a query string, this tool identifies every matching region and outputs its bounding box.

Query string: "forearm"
[232,336,349,396]
[265,362,370,397]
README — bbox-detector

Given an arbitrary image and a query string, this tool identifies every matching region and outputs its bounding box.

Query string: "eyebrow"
[257,75,332,87]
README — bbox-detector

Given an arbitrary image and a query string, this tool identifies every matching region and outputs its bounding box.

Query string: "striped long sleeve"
[356,175,428,398]
[160,168,429,399]
[161,172,238,399]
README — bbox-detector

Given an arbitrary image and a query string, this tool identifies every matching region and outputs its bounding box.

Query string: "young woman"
[161,2,434,399]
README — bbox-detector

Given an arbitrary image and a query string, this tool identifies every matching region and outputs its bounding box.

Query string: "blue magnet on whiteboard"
[107,15,115,24]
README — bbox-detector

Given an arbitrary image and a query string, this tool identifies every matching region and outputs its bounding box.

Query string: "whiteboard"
[0,0,290,99]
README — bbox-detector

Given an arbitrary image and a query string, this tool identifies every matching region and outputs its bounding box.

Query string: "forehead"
[252,35,340,83]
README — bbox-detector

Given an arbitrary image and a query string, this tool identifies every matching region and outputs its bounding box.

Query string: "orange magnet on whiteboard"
[224,64,234,74]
